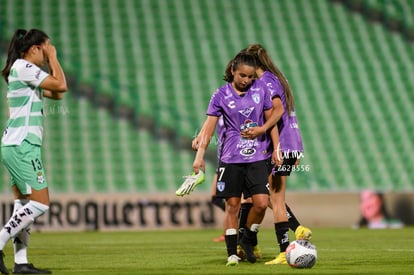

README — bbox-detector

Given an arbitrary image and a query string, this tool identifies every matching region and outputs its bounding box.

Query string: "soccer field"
[2,227,413,274]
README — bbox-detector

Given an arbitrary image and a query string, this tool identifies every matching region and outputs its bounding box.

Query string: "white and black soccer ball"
[286,239,317,268]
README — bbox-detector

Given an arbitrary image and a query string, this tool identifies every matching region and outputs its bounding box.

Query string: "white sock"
[250,223,261,232]
[0,200,49,250]
[14,228,30,264]
[12,200,30,264]
[225,228,237,235]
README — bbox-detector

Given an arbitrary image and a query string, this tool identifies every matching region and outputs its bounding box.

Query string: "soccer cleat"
[0,251,8,274]
[213,234,225,242]
[175,171,205,196]
[253,245,262,259]
[12,263,51,274]
[265,252,287,265]
[239,238,256,263]
[226,255,241,266]
[295,225,312,240]
[236,245,246,260]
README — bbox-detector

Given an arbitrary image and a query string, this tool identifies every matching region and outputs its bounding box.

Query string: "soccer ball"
[286,239,317,268]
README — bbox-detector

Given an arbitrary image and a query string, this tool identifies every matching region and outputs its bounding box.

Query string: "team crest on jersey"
[37,172,44,184]
[217,181,225,192]
[239,107,254,118]
[251,93,260,104]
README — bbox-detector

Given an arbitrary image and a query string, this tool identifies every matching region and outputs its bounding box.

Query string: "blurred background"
[0,0,413,229]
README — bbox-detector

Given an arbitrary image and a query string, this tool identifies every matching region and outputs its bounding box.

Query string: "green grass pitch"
[2,227,414,274]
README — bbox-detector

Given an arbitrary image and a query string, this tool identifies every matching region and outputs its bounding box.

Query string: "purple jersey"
[216,116,224,159]
[261,70,304,153]
[207,79,273,163]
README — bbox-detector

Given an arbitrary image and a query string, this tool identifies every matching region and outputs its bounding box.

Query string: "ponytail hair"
[246,44,295,115]
[223,50,255,82]
[2,28,49,83]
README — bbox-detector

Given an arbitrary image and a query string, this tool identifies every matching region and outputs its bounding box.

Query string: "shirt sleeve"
[206,90,222,117]
[266,76,284,100]
[18,62,49,88]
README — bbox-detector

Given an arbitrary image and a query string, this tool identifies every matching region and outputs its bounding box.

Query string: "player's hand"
[294,158,300,167]
[42,41,57,61]
[271,148,283,167]
[191,136,200,151]
[192,158,205,175]
[240,126,265,139]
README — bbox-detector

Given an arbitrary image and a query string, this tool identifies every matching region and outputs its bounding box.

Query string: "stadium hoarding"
[0,192,412,231]
[0,193,220,231]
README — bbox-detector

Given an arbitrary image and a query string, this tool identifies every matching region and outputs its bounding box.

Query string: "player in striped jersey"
[0,29,67,274]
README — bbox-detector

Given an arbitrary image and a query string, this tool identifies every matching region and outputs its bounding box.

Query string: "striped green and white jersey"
[1,59,49,146]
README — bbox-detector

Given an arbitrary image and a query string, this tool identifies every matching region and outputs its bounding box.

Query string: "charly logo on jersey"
[217,181,225,192]
[238,107,254,118]
[266,82,275,94]
[251,93,260,104]
[35,69,41,80]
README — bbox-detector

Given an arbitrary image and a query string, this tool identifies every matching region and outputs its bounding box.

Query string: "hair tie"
[16,29,27,40]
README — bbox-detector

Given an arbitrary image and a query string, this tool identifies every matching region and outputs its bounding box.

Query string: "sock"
[242,224,259,246]
[275,221,290,253]
[286,204,300,231]
[14,228,29,264]
[247,224,260,246]
[238,203,252,240]
[225,228,238,256]
[0,200,49,250]
[12,200,30,264]
[211,196,225,212]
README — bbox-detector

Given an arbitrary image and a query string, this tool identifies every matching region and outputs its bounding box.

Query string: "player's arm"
[41,42,67,100]
[262,96,284,132]
[192,119,208,151]
[270,96,284,122]
[269,124,283,166]
[193,115,218,174]
[241,97,284,139]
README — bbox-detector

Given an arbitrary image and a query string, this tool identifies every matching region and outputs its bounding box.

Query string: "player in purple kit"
[192,116,226,242]
[244,44,311,265]
[191,52,281,266]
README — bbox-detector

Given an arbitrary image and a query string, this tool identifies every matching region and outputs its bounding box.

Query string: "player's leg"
[217,162,243,266]
[11,197,29,267]
[269,198,312,240]
[224,196,242,266]
[0,141,51,274]
[265,174,290,265]
[239,160,269,263]
[237,195,252,243]
[285,204,312,240]
[211,173,226,242]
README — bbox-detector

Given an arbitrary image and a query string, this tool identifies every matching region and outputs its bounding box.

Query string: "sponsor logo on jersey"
[239,107,254,118]
[240,148,256,156]
[240,119,257,132]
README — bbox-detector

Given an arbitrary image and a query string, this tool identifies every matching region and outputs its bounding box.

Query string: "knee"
[226,203,240,216]
[253,200,268,212]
